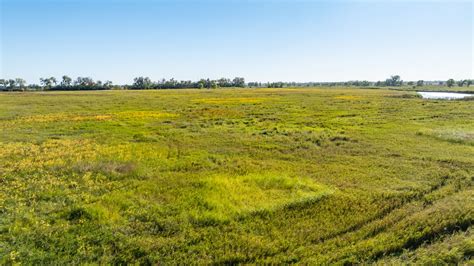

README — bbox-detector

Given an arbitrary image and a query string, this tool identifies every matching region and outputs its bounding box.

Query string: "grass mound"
[187,173,332,225]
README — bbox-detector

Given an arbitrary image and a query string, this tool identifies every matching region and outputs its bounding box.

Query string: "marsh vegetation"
[0,88,472,264]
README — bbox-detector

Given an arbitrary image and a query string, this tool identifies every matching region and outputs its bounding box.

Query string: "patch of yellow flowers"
[192,97,268,104]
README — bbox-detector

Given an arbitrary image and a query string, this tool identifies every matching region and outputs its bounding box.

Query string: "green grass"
[0,88,472,264]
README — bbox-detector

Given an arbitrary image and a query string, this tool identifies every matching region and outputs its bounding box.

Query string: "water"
[417,91,473,100]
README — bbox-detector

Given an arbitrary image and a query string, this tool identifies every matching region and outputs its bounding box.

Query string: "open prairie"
[0,88,473,264]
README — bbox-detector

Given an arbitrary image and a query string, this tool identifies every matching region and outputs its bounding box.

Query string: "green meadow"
[0,88,472,264]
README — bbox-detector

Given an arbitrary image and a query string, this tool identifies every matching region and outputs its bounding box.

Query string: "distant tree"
[8,79,15,90]
[75,77,95,87]
[197,79,206,89]
[466,80,473,87]
[248,81,262,87]
[232,77,245,87]
[203,78,211,89]
[218,78,231,87]
[104,80,113,88]
[407,81,414,86]
[268,82,284,88]
[132,77,153,89]
[15,78,26,91]
[457,80,465,87]
[28,84,41,91]
[40,78,49,88]
[385,75,402,86]
[40,77,57,89]
[211,80,218,89]
[61,75,72,86]
[0,79,6,90]
[416,80,424,87]
[446,79,455,88]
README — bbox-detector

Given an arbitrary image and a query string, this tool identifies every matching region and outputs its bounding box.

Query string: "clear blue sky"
[1,0,472,84]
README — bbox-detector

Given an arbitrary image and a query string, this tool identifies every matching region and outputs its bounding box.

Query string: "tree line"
[131,77,245,89]
[0,76,246,91]
[0,76,114,91]
[0,75,472,91]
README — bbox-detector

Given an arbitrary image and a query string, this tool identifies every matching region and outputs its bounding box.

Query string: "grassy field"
[0,88,472,264]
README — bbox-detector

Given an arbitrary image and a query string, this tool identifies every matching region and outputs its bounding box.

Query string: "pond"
[417,91,473,100]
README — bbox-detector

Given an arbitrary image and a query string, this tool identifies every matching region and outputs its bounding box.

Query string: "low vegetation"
[0,88,472,263]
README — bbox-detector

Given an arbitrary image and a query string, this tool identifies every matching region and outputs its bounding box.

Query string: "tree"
[457,80,465,87]
[446,79,455,88]
[15,78,26,91]
[132,77,153,89]
[75,77,95,87]
[61,75,72,86]
[0,79,6,90]
[211,80,218,89]
[407,81,414,86]
[104,80,113,88]
[7,79,16,90]
[205,78,212,89]
[218,78,231,87]
[197,79,206,89]
[385,75,402,86]
[40,78,50,88]
[28,84,41,91]
[40,77,57,89]
[416,80,424,87]
[232,77,245,87]
[248,82,260,87]
[466,80,473,87]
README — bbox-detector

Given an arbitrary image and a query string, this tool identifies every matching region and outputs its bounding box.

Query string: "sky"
[0,0,472,84]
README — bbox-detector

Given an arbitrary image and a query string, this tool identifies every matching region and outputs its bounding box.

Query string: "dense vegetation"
[0,88,472,264]
[1,75,472,91]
